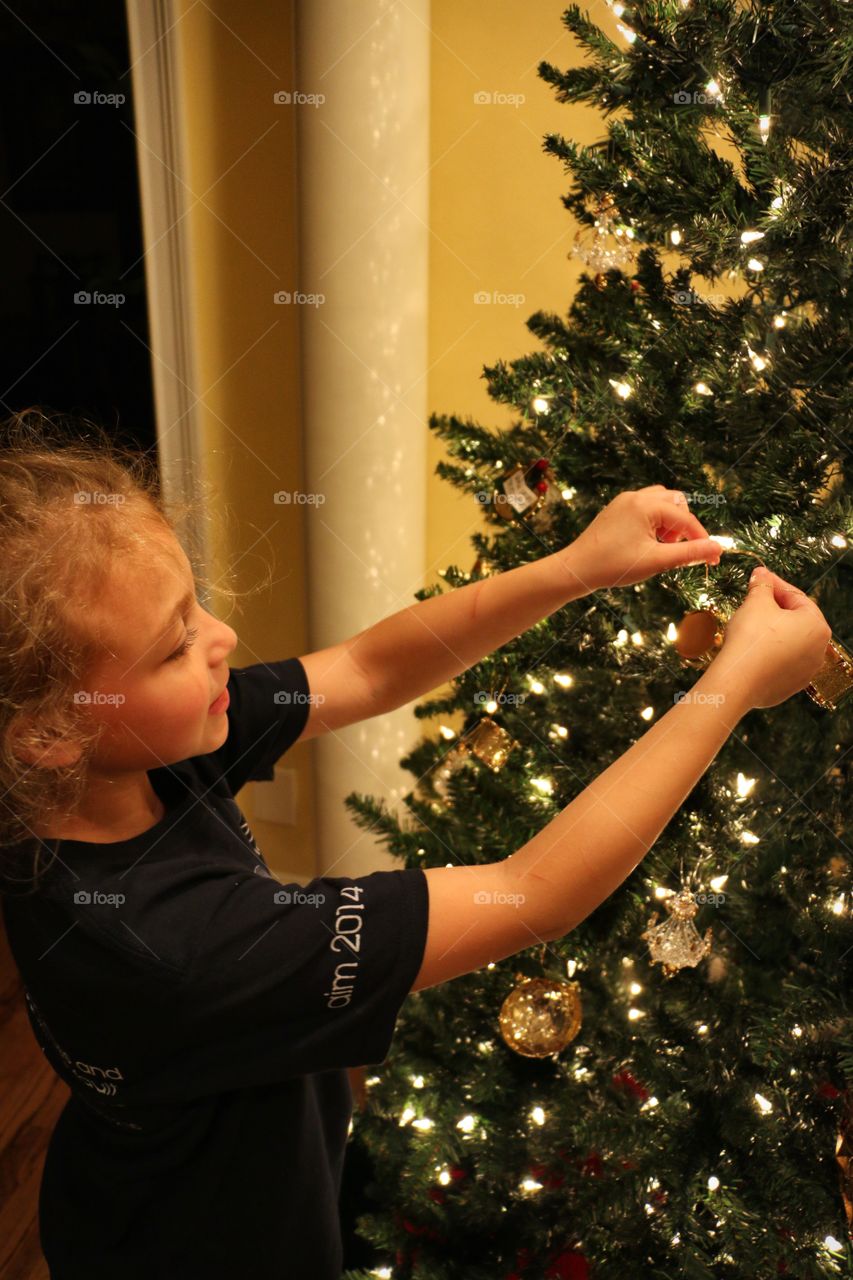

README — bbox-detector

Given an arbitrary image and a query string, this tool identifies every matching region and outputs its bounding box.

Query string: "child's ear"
[9,717,84,769]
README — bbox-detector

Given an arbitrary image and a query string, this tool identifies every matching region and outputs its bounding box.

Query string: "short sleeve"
[172,866,429,1093]
[206,657,311,792]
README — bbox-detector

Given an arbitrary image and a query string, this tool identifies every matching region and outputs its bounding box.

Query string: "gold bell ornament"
[641,887,713,978]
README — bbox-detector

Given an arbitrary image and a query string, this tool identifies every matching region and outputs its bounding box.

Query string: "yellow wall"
[424,1,611,739]
[175,1,617,879]
[175,0,318,877]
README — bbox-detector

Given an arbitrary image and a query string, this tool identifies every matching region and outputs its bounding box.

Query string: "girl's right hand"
[714,566,833,709]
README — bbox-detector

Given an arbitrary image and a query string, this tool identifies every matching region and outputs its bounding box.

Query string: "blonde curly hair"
[0,406,254,893]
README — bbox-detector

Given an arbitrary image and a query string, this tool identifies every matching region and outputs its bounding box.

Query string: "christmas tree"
[342,1,853,1275]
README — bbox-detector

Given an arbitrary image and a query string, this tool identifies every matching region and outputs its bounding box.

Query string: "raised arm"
[412,566,831,993]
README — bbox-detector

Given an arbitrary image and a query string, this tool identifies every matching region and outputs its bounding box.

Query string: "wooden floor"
[0,912,66,1280]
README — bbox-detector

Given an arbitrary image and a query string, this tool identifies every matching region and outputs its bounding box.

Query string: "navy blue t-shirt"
[1,658,429,1280]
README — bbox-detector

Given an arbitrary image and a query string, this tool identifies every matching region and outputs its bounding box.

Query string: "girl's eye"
[168,626,199,661]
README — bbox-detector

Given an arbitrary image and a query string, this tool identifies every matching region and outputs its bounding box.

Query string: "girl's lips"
[209,687,230,715]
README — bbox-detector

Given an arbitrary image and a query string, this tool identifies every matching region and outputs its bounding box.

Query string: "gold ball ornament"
[499,976,583,1058]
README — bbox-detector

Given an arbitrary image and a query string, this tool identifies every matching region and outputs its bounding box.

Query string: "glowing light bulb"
[740,229,765,244]
[438,1168,451,1185]
[640,706,655,721]
[831,894,845,915]
[759,114,771,141]
[616,21,637,41]
[439,725,456,739]
[630,981,643,994]
[824,1236,843,1253]
[628,1007,644,1020]
[554,672,574,687]
[531,777,554,796]
[754,1093,772,1114]
[520,1177,543,1192]
[706,79,722,98]
[532,396,550,413]
[831,533,847,548]
[773,313,787,328]
[670,228,682,245]
[697,1023,708,1034]
[399,1107,415,1125]
[741,830,760,845]
[609,378,633,399]
[736,772,756,797]
[531,1106,546,1125]
[710,875,728,892]
[708,1176,720,1191]
[747,348,768,371]
[746,257,764,272]
[412,1117,433,1131]
[631,630,644,645]
[550,723,569,738]
[655,885,673,899]
[614,629,629,646]
[457,1114,476,1132]
[529,678,546,694]
[770,194,784,210]
[695,381,713,395]
[666,622,678,641]
[485,699,498,714]
[561,486,577,501]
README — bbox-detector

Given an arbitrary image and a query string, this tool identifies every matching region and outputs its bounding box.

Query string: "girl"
[0,411,831,1279]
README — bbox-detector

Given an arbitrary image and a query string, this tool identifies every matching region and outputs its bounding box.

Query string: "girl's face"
[79,527,239,774]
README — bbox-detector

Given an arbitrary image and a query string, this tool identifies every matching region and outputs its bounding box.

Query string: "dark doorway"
[0,0,156,456]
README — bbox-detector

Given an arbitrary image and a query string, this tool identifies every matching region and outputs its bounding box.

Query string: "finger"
[657,537,723,569]
[755,567,818,612]
[652,499,710,543]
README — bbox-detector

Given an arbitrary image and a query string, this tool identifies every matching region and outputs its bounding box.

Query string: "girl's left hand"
[566,485,723,591]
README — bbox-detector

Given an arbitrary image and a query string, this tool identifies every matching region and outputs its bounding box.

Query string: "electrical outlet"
[252,766,297,825]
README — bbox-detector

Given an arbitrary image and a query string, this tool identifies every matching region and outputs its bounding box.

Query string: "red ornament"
[581,1149,604,1177]
[427,1187,446,1205]
[611,1069,649,1101]
[546,1250,590,1279]
[818,1081,842,1099]
[630,278,640,292]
